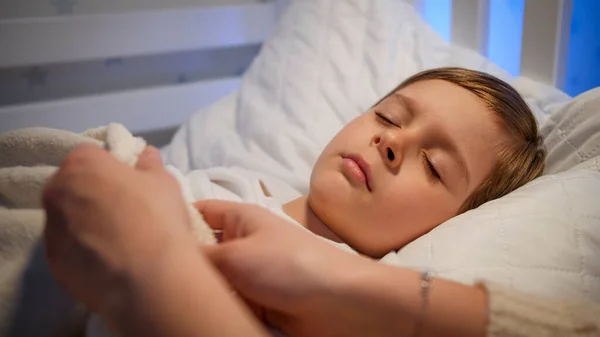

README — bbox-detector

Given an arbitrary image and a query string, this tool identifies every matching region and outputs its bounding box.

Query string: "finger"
[42,167,63,216]
[43,201,67,262]
[264,310,294,334]
[200,240,252,276]
[42,192,74,282]
[201,239,235,267]
[196,200,276,244]
[44,143,123,208]
[135,146,163,171]
[193,199,251,232]
[61,143,110,169]
[201,242,224,262]
[239,296,266,323]
[57,143,128,185]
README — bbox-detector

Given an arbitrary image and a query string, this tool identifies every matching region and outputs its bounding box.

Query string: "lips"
[341,154,372,191]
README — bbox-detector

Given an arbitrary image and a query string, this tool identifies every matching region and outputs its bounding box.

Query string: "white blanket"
[0,124,214,337]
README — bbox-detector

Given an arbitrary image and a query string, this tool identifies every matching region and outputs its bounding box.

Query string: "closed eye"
[375,111,397,127]
[421,151,441,181]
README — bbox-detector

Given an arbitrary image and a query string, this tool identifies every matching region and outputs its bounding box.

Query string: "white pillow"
[164,0,567,191]
[164,0,599,302]
[543,88,600,174]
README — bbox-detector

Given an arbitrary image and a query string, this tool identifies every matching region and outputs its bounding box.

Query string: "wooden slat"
[451,0,490,56]
[0,2,276,68]
[520,0,572,88]
[0,77,240,134]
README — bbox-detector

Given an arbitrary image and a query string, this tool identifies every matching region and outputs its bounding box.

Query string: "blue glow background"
[421,0,600,96]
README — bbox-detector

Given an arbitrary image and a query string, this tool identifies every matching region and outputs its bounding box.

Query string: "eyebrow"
[395,93,471,186]
[441,135,471,186]
[392,93,415,120]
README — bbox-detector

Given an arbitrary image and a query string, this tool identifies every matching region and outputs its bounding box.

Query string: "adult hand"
[196,200,489,337]
[44,146,271,337]
[43,144,197,317]
[196,200,378,337]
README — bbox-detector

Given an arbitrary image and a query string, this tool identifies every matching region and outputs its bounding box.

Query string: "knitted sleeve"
[479,282,600,337]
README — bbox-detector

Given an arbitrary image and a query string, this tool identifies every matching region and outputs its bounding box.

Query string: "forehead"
[397,79,508,190]
[397,79,489,118]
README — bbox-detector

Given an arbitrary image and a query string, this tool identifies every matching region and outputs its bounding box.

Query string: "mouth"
[341,154,372,191]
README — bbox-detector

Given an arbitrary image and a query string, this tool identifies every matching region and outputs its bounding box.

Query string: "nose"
[372,132,406,170]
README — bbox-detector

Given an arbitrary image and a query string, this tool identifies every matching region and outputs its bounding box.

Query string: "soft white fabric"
[541,88,600,174]
[0,123,216,337]
[168,166,356,254]
[162,0,569,190]
[0,123,146,337]
[162,0,600,305]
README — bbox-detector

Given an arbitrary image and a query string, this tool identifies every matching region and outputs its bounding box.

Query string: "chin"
[308,175,346,221]
[310,170,349,202]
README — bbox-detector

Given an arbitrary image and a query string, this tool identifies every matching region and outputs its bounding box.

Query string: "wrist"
[335,263,489,337]
[99,242,268,337]
[336,262,489,337]
[306,252,419,337]
[97,238,200,331]
[336,259,421,336]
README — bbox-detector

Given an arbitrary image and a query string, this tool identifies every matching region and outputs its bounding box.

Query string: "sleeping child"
[174,66,545,258]
[278,67,545,257]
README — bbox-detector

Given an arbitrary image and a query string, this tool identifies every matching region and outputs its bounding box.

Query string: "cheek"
[325,116,372,148]
[369,182,456,240]
[380,182,454,221]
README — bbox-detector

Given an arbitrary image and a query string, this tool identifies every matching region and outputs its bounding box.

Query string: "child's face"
[308,79,509,257]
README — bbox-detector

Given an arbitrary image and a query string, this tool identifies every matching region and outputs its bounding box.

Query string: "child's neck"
[282,196,344,243]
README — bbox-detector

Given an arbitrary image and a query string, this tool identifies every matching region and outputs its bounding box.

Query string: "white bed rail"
[519,0,572,89]
[0,0,286,136]
[0,2,276,69]
[0,0,573,137]
[0,77,240,134]
[410,0,573,89]
[451,0,489,56]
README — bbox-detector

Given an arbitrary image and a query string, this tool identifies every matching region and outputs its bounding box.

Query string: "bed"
[1,0,600,336]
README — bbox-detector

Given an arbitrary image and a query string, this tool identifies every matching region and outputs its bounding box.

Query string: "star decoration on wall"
[51,0,77,15]
[22,67,49,88]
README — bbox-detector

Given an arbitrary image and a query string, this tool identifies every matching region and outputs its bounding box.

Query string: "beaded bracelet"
[413,271,433,337]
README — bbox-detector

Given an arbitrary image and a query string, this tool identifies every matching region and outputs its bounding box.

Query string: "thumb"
[135,146,163,171]
[264,310,294,334]
[194,200,266,240]
[201,242,228,270]
[200,241,249,285]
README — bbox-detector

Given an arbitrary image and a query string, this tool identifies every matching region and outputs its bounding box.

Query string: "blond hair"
[377,67,545,213]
